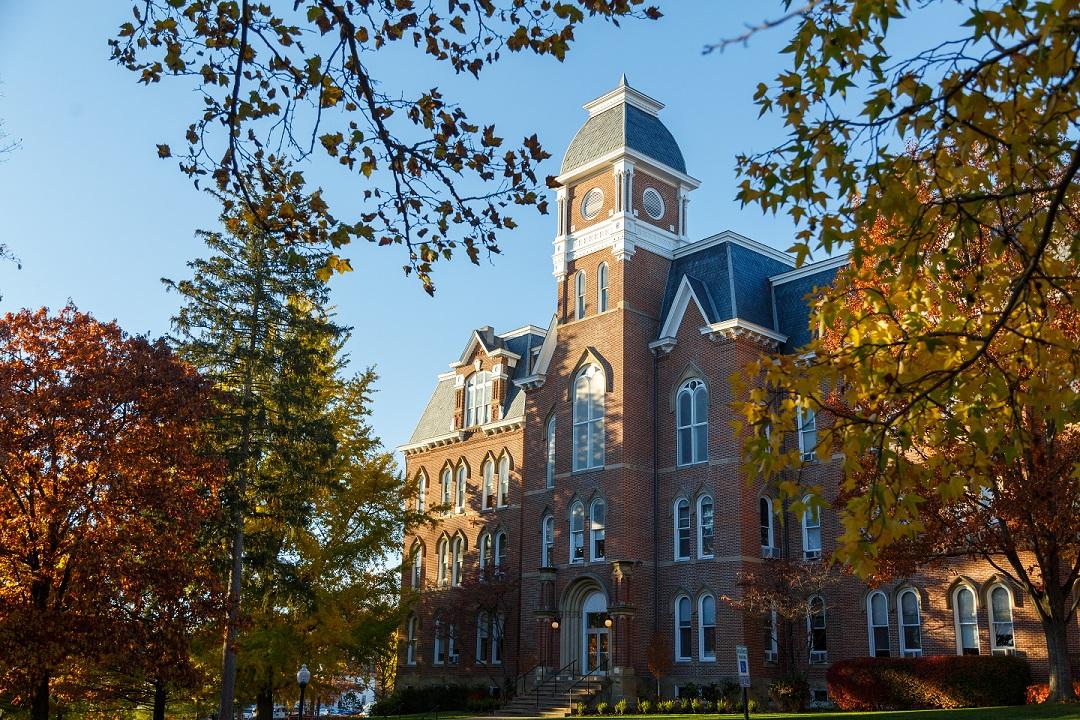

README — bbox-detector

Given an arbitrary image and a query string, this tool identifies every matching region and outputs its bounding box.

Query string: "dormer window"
[464,371,492,427]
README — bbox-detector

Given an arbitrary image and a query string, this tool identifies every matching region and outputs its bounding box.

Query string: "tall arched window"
[545,415,556,488]
[676,379,708,466]
[989,585,1015,655]
[899,589,923,657]
[498,455,510,507]
[409,542,423,590]
[699,594,717,661]
[590,498,606,561]
[697,495,714,559]
[464,371,493,427]
[492,611,505,664]
[440,467,452,509]
[954,586,980,655]
[867,591,890,657]
[674,498,690,560]
[479,532,493,579]
[675,595,692,661]
[416,471,427,513]
[455,464,467,513]
[406,615,418,665]
[808,595,827,663]
[495,531,508,571]
[433,614,446,664]
[451,535,464,586]
[575,270,587,320]
[798,405,817,461]
[476,612,490,664]
[542,515,555,568]
[569,501,585,563]
[436,537,449,587]
[597,262,609,312]
[482,458,495,511]
[801,496,822,559]
[760,497,776,557]
[572,365,605,471]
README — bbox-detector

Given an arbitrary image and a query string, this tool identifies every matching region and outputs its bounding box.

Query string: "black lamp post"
[296,665,311,720]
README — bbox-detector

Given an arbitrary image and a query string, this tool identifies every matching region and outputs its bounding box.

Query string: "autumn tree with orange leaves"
[0,305,224,720]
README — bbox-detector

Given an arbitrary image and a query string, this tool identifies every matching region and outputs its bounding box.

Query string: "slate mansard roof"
[561,103,687,175]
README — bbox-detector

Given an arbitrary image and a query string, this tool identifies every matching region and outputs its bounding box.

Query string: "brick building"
[394,78,1074,705]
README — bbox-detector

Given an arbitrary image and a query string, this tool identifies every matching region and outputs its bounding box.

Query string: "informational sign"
[735,645,751,688]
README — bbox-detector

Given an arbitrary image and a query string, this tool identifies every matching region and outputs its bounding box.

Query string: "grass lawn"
[571,708,1080,720]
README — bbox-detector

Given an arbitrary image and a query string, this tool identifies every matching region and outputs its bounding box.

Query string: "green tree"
[111,1,660,294]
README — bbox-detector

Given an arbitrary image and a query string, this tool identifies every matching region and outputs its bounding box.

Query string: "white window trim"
[482,459,495,511]
[797,405,818,462]
[416,471,427,513]
[676,379,708,466]
[406,615,418,665]
[436,538,449,587]
[808,595,827,664]
[590,498,606,562]
[465,371,493,428]
[575,270,587,320]
[476,612,489,664]
[760,496,776,557]
[675,595,692,662]
[410,543,423,590]
[698,594,717,662]
[491,611,504,665]
[697,495,714,559]
[572,365,605,471]
[597,262,609,312]
[674,498,691,561]
[569,501,585,564]
[455,465,467,513]
[497,455,510,507]
[952,585,981,656]
[867,591,890,657]
[478,532,491,577]
[542,515,554,568]
[440,468,452,510]
[765,608,779,662]
[433,618,444,665]
[545,416,556,488]
[801,496,822,560]
[495,531,507,571]
[898,588,923,657]
[451,536,464,587]
[988,584,1016,655]
[642,186,666,220]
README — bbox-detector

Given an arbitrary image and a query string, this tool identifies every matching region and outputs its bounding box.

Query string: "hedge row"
[826,655,1031,710]
[369,684,501,716]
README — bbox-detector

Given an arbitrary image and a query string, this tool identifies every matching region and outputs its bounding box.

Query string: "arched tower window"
[569,501,585,564]
[597,262,609,312]
[542,515,555,567]
[454,464,467,513]
[674,498,690,561]
[440,467,452,509]
[590,498,606,561]
[495,530,508,571]
[436,537,449,587]
[575,270,587,320]
[545,415,556,488]
[572,365,605,471]
[801,496,822,559]
[406,614,418,665]
[697,495,714,559]
[498,454,510,507]
[451,535,464,587]
[760,497,776,557]
[677,379,708,466]
[416,471,427,513]
[482,458,495,511]
[409,542,423,590]
[465,371,493,427]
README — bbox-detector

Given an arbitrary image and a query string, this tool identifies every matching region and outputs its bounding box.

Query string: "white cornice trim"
[674,230,795,266]
[499,325,547,340]
[769,254,850,285]
[480,417,524,436]
[436,371,456,381]
[398,431,466,456]
[657,275,711,342]
[514,374,547,391]
[701,318,788,348]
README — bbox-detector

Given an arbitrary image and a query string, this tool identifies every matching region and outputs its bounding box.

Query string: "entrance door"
[582,592,609,675]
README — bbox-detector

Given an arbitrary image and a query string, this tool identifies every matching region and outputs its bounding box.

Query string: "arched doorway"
[582,591,610,675]
[559,579,609,677]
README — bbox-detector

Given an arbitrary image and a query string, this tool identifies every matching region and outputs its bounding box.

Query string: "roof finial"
[618,73,628,88]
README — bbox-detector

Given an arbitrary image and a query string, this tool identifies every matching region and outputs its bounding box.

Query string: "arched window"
[498,455,510,507]
[760,497,776,557]
[416,471,427,513]
[675,595,692,661]
[674,498,690,560]
[545,415,556,488]
[406,615,418,665]
[492,611,505,664]
[597,262,609,312]
[482,459,495,511]
[495,531,508,571]
[479,532,493,579]
[542,515,555,568]
[802,496,822,559]
[699,594,717,661]
[676,379,708,466]
[447,621,459,664]
[436,537,449,587]
[898,589,923,657]
[989,585,1015,655]
[954,586,980,655]
[808,595,827,663]
[440,467,452,509]
[572,365,605,471]
[476,612,490,664]
[798,405,817,461]
[433,614,446,664]
[590,498,606,561]
[697,496,714,559]
[455,464,467,513]
[575,270,587,320]
[451,535,464,587]
[464,371,493,427]
[409,542,423,590]
[867,591,890,657]
[764,607,779,662]
[570,501,585,563]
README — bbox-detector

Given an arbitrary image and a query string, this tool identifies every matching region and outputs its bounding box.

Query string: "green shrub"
[596,702,610,715]
[715,696,731,713]
[769,678,809,713]
[746,698,760,714]
[576,701,588,716]
[636,699,651,715]
[658,699,677,714]
[614,699,629,715]
[701,699,714,713]
[827,655,1031,710]
[689,697,703,714]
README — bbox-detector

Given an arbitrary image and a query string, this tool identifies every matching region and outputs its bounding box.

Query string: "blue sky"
[0,2,958,462]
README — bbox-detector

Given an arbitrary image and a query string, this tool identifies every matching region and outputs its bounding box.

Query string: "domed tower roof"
[560,75,686,175]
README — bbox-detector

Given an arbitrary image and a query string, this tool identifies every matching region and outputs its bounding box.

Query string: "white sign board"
[735,645,751,688]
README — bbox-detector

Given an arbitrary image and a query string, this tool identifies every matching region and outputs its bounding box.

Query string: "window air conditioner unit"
[804,550,821,560]
[762,546,779,559]
[810,651,828,664]
[764,651,778,663]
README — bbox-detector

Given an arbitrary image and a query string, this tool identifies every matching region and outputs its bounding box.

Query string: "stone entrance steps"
[496,680,598,718]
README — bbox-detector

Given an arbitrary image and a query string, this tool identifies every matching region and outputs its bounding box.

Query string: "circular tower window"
[642,187,665,220]
[581,188,604,220]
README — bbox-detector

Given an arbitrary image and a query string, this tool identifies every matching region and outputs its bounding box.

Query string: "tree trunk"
[1042,613,1077,702]
[218,505,246,720]
[256,685,274,720]
[30,672,49,720]
[154,678,167,720]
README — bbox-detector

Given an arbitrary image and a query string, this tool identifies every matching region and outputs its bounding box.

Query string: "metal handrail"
[513,661,544,698]
[565,665,605,715]
[535,658,578,707]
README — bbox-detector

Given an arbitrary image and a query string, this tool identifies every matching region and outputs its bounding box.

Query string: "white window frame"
[440,467,452,510]
[675,595,692,662]
[433,617,445,665]
[569,501,585,564]
[482,458,495,511]
[545,415,556,488]
[455,464,467,513]
[760,497,776,557]
[406,615,418,665]
[898,589,923,657]
[498,454,510,507]
[674,498,691,561]
[478,532,492,579]
[808,595,827,664]
[464,371,492,427]
[572,365,605,471]
[676,379,708,466]
[699,594,717,661]
[575,270,587,320]
[988,584,1016,655]
[867,591,891,657]
[491,611,504,665]
[476,612,489,664]
[597,262,609,312]
[495,530,507,572]
[642,186,665,219]
[410,542,423,590]
[542,515,554,568]
[953,585,980,656]
[451,535,464,587]
[447,622,459,664]
[697,495,714,559]
[801,496,822,560]
[436,537,449,587]
[765,608,779,663]
[416,471,427,513]
[797,405,818,462]
[590,498,606,561]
